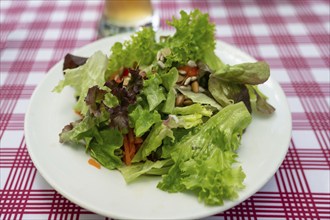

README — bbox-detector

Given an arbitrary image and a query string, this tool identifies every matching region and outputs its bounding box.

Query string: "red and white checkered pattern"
[1,0,329,219]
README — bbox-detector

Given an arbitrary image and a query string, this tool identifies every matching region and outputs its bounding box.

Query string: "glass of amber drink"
[98,0,158,37]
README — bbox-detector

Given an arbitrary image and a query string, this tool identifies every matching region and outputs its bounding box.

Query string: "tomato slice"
[178,66,198,77]
[122,68,129,77]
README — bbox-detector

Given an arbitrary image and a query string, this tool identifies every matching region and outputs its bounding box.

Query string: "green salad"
[53,9,275,206]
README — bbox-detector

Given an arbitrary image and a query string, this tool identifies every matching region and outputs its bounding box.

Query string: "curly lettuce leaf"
[53,51,108,115]
[180,149,245,205]
[158,102,252,205]
[107,27,158,78]
[163,10,224,69]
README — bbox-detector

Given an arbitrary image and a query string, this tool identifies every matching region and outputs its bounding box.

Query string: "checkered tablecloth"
[1,0,329,219]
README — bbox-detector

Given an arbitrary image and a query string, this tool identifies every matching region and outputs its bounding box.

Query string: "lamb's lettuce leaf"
[247,85,275,114]
[213,61,270,85]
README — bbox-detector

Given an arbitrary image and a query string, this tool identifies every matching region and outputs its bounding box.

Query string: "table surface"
[1,0,329,219]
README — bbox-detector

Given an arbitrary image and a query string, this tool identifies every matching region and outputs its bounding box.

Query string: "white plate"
[25,32,292,220]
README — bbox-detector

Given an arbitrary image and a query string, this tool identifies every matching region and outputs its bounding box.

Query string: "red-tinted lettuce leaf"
[85,86,107,117]
[233,85,251,113]
[107,105,129,131]
[256,92,275,114]
[104,69,143,132]
[63,53,88,72]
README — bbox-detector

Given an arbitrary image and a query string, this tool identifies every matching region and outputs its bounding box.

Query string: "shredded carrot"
[128,129,135,144]
[122,129,144,165]
[135,143,142,151]
[123,135,131,165]
[88,158,101,169]
[134,137,143,144]
[129,140,135,161]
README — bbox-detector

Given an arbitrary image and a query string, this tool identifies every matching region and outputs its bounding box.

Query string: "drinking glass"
[98,0,159,37]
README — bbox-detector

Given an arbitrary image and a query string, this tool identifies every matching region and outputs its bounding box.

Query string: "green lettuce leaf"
[118,159,172,183]
[213,61,270,85]
[160,67,179,113]
[103,93,119,108]
[247,85,275,114]
[208,74,251,112]
[158,102,252,205]
[59,115,102,149]
[172,103,213,117]
[60,115,123,170]
[163,10,222,68]
[53,51,108,115]
[160,67,179,91]
[166,114,204,129]
[161,88,176,114]
[129,104,162,137]
[203,49,225,71]
[132,122,174,162]
[180,149,245,205]
[90,128,123,170]
[143,73,166,111]
[176,86,222,110]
